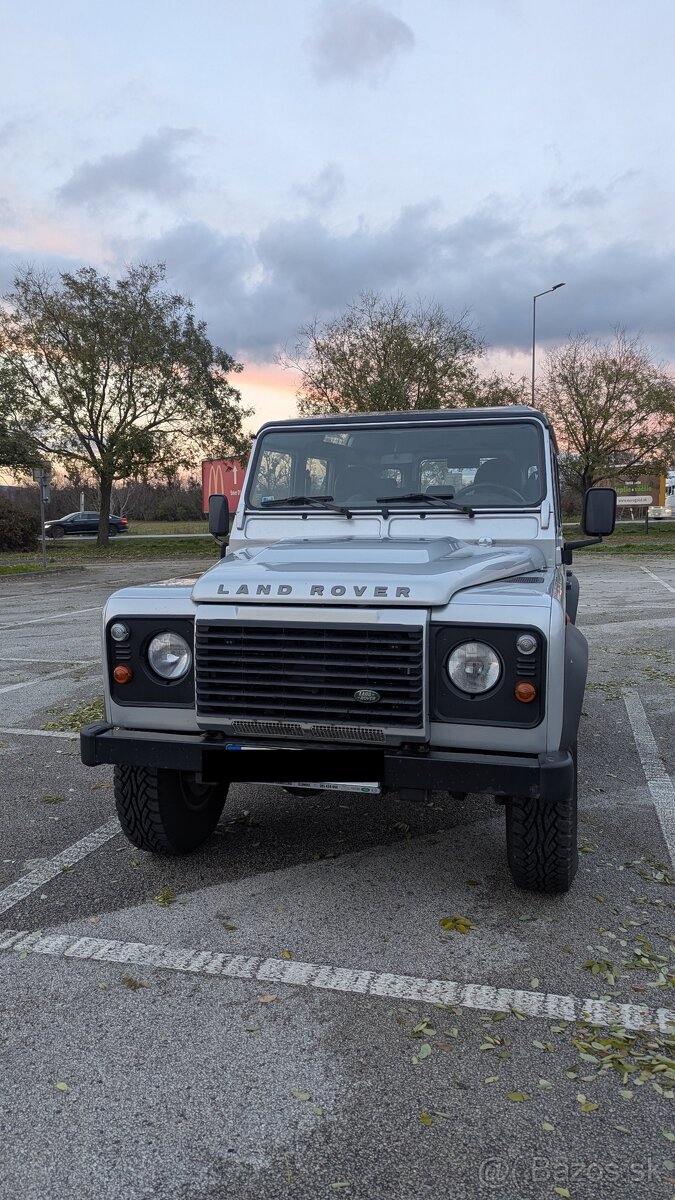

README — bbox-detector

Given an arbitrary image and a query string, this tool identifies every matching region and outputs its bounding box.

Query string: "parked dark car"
[44,512,129,539]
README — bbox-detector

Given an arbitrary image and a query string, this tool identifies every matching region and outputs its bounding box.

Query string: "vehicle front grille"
[230,720,387,743]
[195,621,424,729]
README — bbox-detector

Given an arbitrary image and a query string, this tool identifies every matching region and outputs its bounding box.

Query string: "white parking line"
[0,657,93,664]
[0,606,100,631]
[640,565,675,593]
[0,663,96,695]
[0,727,78,739]
[1,929,673,1033]
[0,818,120,916]
[624,690,675,868]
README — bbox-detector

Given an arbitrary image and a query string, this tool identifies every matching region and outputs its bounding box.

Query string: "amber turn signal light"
[113,665,133,684]
[514,681,537,703]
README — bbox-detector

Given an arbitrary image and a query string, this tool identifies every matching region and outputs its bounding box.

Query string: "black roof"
[256,406,551,434]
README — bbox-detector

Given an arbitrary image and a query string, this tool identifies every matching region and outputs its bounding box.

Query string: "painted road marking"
[0,607,100,631]
[624,690,675,868]
[640,566,675,594]
[583,617,675,636]
[0,657,93,665]
[0,818,120,916]
[1,929,673,1032]
[0,663,97,695]
[0,727,78,739]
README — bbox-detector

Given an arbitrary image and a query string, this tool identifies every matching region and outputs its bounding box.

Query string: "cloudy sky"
[1,0,674,422]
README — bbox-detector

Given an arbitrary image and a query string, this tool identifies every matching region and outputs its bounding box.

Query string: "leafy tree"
[0,408,38,471]
[540,331,675,498]
[0,263,250,544]
[281,291,498,416]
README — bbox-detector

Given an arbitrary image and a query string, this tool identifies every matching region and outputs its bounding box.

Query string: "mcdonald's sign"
[201,459,246,514]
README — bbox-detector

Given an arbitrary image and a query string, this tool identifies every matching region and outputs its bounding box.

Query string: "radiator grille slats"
[195,622,424,727]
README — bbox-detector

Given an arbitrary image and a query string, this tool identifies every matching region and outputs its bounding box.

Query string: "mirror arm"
[561,537,602,565]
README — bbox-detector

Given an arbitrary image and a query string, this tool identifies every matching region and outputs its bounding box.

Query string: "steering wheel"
[455,482,525,503]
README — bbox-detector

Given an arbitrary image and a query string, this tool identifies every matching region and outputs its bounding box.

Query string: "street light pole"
[531,282,565,404]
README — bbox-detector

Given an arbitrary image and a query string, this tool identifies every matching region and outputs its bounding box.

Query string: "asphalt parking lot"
[0,555,674,1200]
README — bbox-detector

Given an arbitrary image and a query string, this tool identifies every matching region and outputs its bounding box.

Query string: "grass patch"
[128,519,208,535]
[44,697,105,731]
[565,521,675,555]
[0,535,217,570]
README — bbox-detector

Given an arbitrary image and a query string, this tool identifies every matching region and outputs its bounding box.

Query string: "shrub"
[0,499,40,551]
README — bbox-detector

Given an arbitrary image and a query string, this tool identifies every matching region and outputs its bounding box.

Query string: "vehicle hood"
[191,537,547,607]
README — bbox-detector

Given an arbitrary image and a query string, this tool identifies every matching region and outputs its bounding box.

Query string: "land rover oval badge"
[354,688,380,704]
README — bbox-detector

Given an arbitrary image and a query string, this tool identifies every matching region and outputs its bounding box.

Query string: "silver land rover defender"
[81,407,616,892]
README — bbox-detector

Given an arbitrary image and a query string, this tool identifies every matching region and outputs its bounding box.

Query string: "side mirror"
[582,487,616,537]
[208,494,230,538]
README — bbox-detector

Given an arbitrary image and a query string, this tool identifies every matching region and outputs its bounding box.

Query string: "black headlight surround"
[431,624,545,727]
[107,616,195,707]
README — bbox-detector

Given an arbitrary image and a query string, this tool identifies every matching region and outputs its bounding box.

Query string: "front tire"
[114,764,227,854]
[505,748,578,893]
[108,525,118,538]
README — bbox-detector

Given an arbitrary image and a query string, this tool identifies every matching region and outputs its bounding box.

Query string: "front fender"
[559,622,588,750]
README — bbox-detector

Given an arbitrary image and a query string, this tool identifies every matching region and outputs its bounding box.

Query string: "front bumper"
[81,723,574,803]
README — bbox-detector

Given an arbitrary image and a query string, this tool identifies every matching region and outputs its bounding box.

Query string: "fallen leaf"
[54,1082,68,1092]
[530,978,540,989]
[292,1090,311,1101]
[542,1121,555,1132]
[419,1112,433,1126]
[222,923,237,931]
[329,1183,351,1191]
[281,949,293,960]
[579,1100,599,1113]
[417,1043,432,1060]
[553,1189,570,1198]
[42,795,64,805]
[507,1092,529,1102]
[258,993,278,1004]
[663,1131,675,1143]
[121,974,148,991]
[153,887,177,907]
[311,1106,323,1116]
[439,915,475,934]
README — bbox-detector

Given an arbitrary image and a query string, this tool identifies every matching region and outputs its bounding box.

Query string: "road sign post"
[32,465,51,568]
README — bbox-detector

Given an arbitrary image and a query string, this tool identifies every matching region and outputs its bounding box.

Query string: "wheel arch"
[559,623,588,751]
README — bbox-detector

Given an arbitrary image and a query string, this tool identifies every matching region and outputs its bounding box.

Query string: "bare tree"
[540,331,675,498]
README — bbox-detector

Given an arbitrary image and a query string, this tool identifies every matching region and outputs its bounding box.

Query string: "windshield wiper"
[260,494,353,519]
[376,492,475,518]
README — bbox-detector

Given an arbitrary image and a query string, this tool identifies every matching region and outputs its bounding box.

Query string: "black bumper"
[80,723,574,803]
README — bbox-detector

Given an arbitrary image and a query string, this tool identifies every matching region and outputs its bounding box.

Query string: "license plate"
[285,781,381,795]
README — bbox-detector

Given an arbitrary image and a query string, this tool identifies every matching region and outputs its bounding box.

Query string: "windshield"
[247,420,545,510]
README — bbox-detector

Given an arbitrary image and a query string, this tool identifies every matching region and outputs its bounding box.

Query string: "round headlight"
[147,632,192,680]
[110,622,130,642]
[447,641,501,694]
